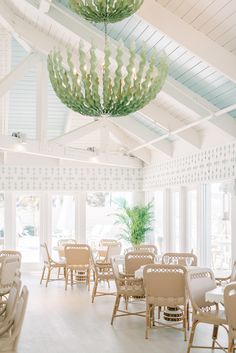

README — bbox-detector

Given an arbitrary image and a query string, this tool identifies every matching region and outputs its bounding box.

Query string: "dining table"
[205,286,225,304]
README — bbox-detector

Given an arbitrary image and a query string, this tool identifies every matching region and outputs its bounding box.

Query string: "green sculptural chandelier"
[48,0,169,117]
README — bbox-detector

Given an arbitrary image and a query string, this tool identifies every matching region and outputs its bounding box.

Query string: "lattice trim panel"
[143,142,236,190]
[0,166,143,191]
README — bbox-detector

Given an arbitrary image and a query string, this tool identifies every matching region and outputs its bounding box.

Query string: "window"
[210,183,231,270]
[187,189,197,254]
[154,191,164,252]
[16,195,40,263]
[51,195,75,247]
[0,194,4,250]
[86,192,132,248]
[172,191,180,252]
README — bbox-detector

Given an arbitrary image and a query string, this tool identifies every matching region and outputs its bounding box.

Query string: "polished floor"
[18,272,228,353]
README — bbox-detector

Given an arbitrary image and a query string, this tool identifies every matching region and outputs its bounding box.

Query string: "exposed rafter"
[0,135,142,168]
[105,120,151,164]
[141,103,201,149]
[0,52,40,97]
[110,116,173,157]
[39,0,52,13]
[138,0,236,84]
[50,120,102,145]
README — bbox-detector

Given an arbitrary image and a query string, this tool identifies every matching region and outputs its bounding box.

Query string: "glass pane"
[86,192,132,249]
[51,195,75,249]
[210,183,231,270]
[16,195,40,263]
[154,191,164,252]
[172,191,180,252]
[187,190,197,254]
[0,194,4,250]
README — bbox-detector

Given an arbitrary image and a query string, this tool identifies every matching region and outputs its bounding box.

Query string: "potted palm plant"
[112,199,154,245]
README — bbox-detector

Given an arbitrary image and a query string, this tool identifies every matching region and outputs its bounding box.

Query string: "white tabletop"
[205,286,224,304]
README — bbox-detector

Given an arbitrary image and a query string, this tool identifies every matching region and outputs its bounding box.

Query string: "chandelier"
[48,0,169,118]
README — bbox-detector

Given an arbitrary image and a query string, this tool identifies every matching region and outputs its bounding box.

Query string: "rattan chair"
[133,244,158,255]
[110,256,145,325]
[143,264,188,340]
[186,268,227,353]
[216,261,236,286]
[0,278,21,332]
[57,239,76,258]
[0,251,22,262]
[0,256,21,298]
[162,252,198,266]
[40,243,65,287]
[224,282,236,353]
[0,286,29,353]
[64,244,91,290]
[125,251,155,275]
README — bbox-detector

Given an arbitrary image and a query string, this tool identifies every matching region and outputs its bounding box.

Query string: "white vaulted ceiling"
[0,0,235,167]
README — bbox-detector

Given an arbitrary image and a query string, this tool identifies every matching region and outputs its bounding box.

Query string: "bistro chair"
[0,251,22,263]
[110,256,145,325]
[133,244,158,255]
[0,286,29,353]
[125,251,155,275]
[0,278,21,332]
[224,282,236,353]
[40,243,65,287]
[92,243,122,302]
[216,261,236,286]
[186,268,227,353]
[162,252,198,266]
[143,264,188,340]
[0,256,21,298]
[64,244,91,290]
[57,239,76,258]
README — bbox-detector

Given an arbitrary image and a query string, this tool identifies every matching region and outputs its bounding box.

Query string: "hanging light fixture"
[69,0,144,23]
[48,0,169,117]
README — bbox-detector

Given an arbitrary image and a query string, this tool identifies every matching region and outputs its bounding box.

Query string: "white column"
[4,192,16,249]
[197,184,210,266]
[164,188,171,252]
[40,192,51,248]
[231,188,236,263]
[76,192,86,243]
[180,186,187,252]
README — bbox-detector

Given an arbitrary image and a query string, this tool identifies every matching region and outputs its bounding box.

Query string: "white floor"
[18,272,228,353]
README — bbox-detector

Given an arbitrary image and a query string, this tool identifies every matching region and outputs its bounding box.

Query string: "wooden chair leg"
[183,308,187,341]
[158,306,161,319]
[111,295,121,325]
[187,320,197,353]
[212,325,219,349]
[87,269,90,291]
[70,269,73,287]
[65,269,69,290]
[40,266,46,284]
[125,296,129,310]
[46,268,51,287]
[145,304,150,339]
[92,278,98,303]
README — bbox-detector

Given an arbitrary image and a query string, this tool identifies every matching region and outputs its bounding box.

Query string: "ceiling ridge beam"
[138,0,236,84]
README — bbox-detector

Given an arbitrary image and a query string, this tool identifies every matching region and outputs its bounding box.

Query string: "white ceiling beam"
[105,119,151,164]
[0,52,39,97]
[138,0,236,84]
[110,116,173,157]
[0,135,141,168]
[36,59,48,143]
[128,103,236,152]
[50,120,102,145]
[39,0,52,13]
[141,103,201,149]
